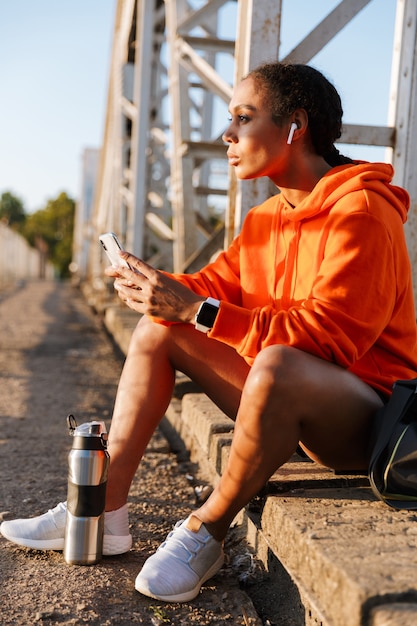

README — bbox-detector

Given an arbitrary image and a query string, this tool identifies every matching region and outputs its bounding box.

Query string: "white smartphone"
[99,232,132,269]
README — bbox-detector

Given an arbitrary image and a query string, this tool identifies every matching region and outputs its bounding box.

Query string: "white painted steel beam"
[281,0,373,64]
[127,0,154,257]
[225,0,282,246]
[164,0,236,271]
[389,0,417,298]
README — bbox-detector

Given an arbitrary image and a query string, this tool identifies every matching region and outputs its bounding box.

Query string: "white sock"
[104,504,130,536]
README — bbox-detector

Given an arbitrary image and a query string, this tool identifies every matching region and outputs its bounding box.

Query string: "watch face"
[198,302,219,328]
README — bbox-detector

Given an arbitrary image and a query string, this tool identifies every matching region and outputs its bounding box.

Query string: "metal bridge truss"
[79,0,417,293]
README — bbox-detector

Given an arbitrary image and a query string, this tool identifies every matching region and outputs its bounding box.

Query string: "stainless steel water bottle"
[64,415,110,565]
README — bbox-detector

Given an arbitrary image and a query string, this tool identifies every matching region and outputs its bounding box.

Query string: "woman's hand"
[104,251,204,323]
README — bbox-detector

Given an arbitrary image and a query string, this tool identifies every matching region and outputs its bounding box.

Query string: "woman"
[2,63,417,603]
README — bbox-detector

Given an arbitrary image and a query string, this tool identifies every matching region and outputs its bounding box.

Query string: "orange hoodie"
[171,162,417,396]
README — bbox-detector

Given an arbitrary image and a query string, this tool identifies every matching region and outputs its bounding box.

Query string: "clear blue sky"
[0,0,116,213]
[0,0,397,214]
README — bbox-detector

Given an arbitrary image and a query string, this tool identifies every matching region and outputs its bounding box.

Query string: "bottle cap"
[74,421,107,437]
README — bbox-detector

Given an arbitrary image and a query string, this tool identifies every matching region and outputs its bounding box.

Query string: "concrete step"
[165,388,417,626]
[102,303,417,626]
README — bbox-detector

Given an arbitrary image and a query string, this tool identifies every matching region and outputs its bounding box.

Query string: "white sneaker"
[0,502,132,555]
[135,515,224,602]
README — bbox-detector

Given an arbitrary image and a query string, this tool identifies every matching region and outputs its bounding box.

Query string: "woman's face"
[223,76,289,182]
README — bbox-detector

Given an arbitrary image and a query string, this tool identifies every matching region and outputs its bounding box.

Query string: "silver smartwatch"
[194,297,220,333]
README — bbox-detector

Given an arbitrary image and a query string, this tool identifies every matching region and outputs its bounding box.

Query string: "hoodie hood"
[281,162,410,224]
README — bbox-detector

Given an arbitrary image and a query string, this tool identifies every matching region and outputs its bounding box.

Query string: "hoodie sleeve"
[169,234,243,304]
[208,202,404,368]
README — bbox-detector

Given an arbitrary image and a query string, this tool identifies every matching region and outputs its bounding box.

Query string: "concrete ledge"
[260,488,417,626]
[370,604,417,626]
[104,304,139,355]
[168,391,417,626]
[101,303,417,626]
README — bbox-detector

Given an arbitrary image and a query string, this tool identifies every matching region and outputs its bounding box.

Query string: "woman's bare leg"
[105,316,249,511]
[195,344,384,541]
[106,316,382,543]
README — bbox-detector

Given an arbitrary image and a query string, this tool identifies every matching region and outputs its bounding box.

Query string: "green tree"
[0,192,26,230]
[23,192,75,278]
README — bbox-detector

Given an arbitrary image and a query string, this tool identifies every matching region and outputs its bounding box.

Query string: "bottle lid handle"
[67,414,78,435]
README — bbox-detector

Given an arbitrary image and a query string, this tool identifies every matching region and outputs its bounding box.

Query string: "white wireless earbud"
[287,122,298,145]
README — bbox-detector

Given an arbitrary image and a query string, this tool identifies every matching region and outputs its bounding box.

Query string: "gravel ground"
[0,280,272,626]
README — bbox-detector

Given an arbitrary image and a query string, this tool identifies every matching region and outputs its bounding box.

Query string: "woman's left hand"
[104,251,204,323]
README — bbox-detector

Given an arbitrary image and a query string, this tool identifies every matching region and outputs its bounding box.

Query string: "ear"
[291,108,308,139]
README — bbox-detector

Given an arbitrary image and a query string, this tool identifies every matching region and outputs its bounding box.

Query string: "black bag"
[369,378,417,509]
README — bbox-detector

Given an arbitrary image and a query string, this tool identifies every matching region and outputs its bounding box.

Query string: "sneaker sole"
[0,531,65,551]
[135,552,225,602]
[0,528,132,556]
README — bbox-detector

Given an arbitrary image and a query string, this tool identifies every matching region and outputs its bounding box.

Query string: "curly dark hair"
[248,63,353,166]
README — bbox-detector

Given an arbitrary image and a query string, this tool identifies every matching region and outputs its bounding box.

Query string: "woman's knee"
[128,316,199,364]
[128,315,170,354]
[244,345,303,401]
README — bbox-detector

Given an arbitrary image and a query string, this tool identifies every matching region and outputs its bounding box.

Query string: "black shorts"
[373,388,389,405]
